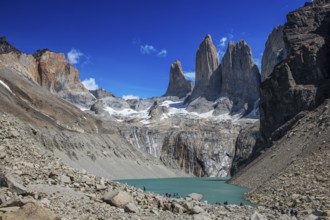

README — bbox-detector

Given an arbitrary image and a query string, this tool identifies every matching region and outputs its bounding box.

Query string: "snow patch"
[104,106,150,120]
[0,80,13,94]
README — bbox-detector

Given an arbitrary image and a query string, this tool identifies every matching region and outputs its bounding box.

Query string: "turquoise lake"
[116,177,253,206]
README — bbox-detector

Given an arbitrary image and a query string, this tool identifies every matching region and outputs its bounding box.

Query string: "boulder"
[4,174,27,195]
[103,190,133,208]
[187,193,203,201]
[173,203,186,214]
[60,175,71,184]
[124,202,139,213]
[192,205,204,214]
[250,211,267,220]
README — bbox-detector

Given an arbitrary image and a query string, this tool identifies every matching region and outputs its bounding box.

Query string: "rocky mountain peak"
[220,40,260,113]
[164,60,192,98]
[188,34,220,101]
[195,34,219,85]
[261,25,287,82]
[0,36,21,54]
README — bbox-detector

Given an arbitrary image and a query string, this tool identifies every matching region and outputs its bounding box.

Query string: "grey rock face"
[89,88,114,99]
[261,25,287,82]
[190,34,220,100]
[260,0,330,141]
[186,98,214,114]
[159,120,245,177]
[230,121,260,176]
[221,41,260,113]
[164,60,193,98]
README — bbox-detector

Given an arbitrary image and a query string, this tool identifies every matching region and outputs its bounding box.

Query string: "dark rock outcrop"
[260,0,330,141]
[190,34,220,100]
[230,121,260,176]
[261,25,287,82]
[0,37,21,54]
[164,60,192,98]
[221,41,261,113]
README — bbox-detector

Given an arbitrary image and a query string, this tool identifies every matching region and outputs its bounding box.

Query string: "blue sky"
[1,0,308,98]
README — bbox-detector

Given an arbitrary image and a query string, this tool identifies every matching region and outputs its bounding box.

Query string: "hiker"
[171,203,175,212]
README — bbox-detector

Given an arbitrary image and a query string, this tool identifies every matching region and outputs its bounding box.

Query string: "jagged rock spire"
[195,34,219,86]
[221,40,260,113]
[164,60,192,98]
[189,34,220,101]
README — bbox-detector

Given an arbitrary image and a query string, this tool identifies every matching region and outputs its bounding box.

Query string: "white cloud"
[217,33,235,60]
[82,78,99,90]
[254,58,261,70]
[219,37,227,47]
[67,48,84,64]
[217,50,226,60]
[184,71,195,81]
[157,49,167,57]
[139,44,167,58]
[122,94,140,100]
[140,45,157,55]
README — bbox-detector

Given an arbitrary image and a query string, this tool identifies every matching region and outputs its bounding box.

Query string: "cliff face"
[33,49,96,107]
[261,25,287,82]
[34,50,80,93]
[164,60,192,98]
[221,41,260,113]
[260,0,330,141]
[230,0,330,176]
[0,37,40,84]
[0,38,95,108]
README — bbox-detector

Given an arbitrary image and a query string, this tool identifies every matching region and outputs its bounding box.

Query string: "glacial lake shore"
[116,177,254,206]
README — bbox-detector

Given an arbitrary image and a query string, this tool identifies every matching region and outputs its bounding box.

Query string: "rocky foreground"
[0,113,303,220]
